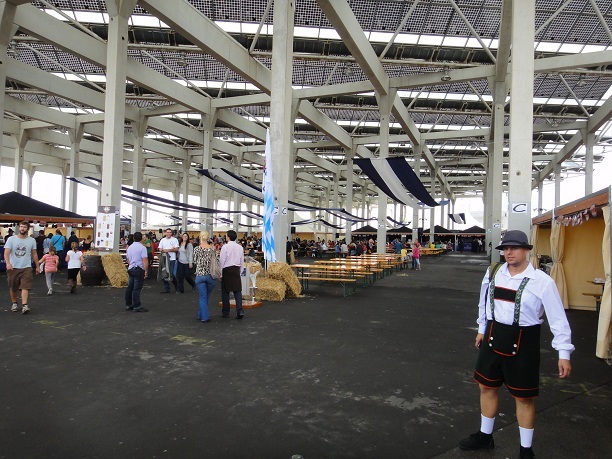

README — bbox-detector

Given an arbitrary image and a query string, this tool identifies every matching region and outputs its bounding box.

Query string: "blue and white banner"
[262,129,276,262]
[449,213,466,224]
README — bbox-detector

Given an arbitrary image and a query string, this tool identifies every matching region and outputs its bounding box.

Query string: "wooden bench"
[299,274,357,296]
[305,270,374,286]
[582,292,602,313]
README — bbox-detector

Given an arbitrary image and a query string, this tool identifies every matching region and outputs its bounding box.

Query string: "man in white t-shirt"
[158,228,179,293]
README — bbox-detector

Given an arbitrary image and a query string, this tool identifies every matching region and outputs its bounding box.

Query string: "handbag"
[209,251,222,280]
[487,321,522,356]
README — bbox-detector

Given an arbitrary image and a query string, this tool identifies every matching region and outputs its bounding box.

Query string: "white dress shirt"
[219,240,244,269]
[477,263,575,360]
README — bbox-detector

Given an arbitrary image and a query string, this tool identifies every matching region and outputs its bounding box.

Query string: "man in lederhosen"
[459,230,574,459]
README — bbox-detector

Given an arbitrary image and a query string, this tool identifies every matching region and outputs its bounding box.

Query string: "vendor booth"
[532,187,611,360]
[0,192,94,271]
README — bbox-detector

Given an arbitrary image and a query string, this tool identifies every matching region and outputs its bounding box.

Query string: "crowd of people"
[2,222,576,458]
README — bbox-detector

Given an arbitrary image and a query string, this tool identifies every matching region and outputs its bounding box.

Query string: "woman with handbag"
[193,231,220,323]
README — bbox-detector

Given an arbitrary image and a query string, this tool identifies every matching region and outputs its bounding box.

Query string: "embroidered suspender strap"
[513,277,530,324]
[489,272,530,325]
[487,262,503,321]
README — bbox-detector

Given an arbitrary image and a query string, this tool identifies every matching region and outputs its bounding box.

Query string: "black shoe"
[176,291,183,294]
[236,314,244,320]
[459,431,494,450]
[133,307,148,312]
[218,314,229,319]
[520,446,535,459]
[202,318,211,323]
[70,285,76,294]
[125,306,134,311]
[160,290,170,294]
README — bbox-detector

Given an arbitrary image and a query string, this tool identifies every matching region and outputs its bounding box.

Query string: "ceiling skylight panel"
[294,26,321,38]
[442,36,468,47]
[218,21,241,33]
[318,28,341,40]
[582,44,608,53]
[73,11,105,23]
[369,31,394,43]
[558,43,584,53]
[536,41,561,52]
[418,34,444,46]
[130,15,166,28]
[393,33,420,45]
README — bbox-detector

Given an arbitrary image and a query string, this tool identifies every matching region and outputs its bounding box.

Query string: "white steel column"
[332,173,339,231]
[25,167,32,197]
[231,155,243,230]
[182,151,191,231]
[412,144,422,244]
[67,124,84,213]
[345,152,354,242]
[11,130,27,194]
[537,180,544,215]
[201,114,216,237]
[0,1,17,178]
[131,118,147,233]
[101,1,136,251]
[488,80,506,258]
[361,186,367,219]
[270,0,294,261]
[583,131,595,195]
[143,178,150,227]
[507,0,535,235]
[554,163,561,207]
[376,91,393,253]
[429,168,436,245]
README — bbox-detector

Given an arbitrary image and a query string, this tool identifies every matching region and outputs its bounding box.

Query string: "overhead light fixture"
[441,65,451,82]
[177,52,187,67]
[577,73,586,86]
[344,64,354,76]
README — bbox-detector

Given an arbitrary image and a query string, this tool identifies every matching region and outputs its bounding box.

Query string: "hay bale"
[254,277,286,301]
[266,262,302,298]
[244,261,262,275]
[101,252,128,288]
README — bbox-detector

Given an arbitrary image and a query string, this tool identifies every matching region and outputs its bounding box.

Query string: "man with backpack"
[50,229,66,270]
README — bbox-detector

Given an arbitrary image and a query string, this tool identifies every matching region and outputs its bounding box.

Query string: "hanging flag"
[262,129,276,262]
[449,213,466,224]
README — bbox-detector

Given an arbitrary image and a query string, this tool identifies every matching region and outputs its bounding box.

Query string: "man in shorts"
[459,230,574,459]
[4,221,40,314]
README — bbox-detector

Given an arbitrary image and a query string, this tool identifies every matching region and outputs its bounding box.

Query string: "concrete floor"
[1,253,610,459]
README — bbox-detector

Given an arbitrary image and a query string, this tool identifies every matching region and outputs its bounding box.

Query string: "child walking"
[40,245,59,295]
[412,242,421,270]
[65,242,86,293]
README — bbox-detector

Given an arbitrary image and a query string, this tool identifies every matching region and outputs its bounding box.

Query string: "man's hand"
[475,333,484,350]
[558,359,571,378]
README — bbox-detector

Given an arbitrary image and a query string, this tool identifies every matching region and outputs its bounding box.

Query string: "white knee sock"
[519,426,534,448]
[480,414,495,434]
